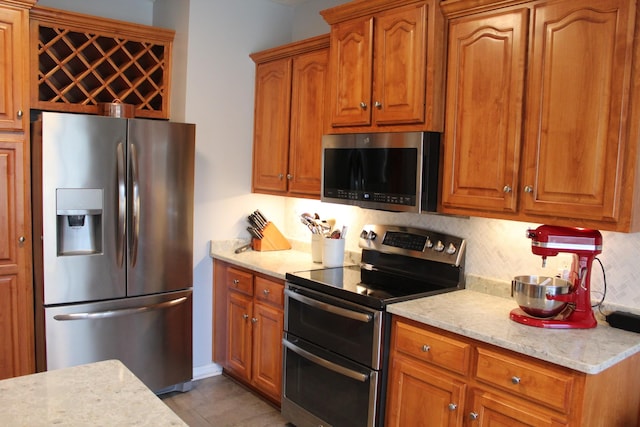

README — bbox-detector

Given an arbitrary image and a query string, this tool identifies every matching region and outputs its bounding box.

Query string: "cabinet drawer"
[474,347,575,413]
[394,320,471,375]
[226,267,253,296]
[255,276,284,308]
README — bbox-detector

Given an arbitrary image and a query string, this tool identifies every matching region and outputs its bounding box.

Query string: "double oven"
[282,225,466,427]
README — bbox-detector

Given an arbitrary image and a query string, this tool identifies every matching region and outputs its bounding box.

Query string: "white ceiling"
[268,0,312,5]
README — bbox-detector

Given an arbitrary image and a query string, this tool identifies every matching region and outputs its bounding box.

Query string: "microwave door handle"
[283,339,368,382]
[284,289,372,323]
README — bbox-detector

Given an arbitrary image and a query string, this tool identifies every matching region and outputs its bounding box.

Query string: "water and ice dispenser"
[56,188,103,255]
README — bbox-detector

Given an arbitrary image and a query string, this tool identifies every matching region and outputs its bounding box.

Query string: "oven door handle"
[284,288,373,323]
[283,339,369,382]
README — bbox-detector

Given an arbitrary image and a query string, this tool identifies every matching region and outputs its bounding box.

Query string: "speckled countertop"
[0,360,186,426]
[210,240,640,375]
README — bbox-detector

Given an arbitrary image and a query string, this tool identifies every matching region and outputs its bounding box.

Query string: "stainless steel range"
[282,224,466,427]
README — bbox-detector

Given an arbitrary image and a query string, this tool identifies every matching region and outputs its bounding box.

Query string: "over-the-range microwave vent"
[321,131,440,213]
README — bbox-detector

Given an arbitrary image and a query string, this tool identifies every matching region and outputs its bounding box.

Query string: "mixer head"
[526,225,602,266]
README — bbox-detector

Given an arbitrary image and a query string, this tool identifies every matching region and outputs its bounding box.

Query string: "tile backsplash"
[284,199,640,312]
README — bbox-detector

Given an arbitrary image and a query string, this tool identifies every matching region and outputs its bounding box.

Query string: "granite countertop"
[0,360,186,426]
[210,240,640,375]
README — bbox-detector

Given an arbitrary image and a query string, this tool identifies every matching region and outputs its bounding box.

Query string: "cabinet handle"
[359,102,367,110]
[17,110,23,118]
[242,314,249,320]
[278,173,284,180]
[286,174,292,180]
[448,403,457,411]
[469,412,479,421]
[374,101,382,109]
[421,344,430,352]
[263,289,270,295]
[511,376,521,385]
[503,185,512,193]
[233,279,240,286]
[251,317,258,323]
[524,185,534,193]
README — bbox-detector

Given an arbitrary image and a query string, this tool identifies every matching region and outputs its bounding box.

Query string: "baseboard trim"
[193,362,222,380]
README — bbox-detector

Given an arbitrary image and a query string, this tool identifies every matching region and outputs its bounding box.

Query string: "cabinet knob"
[18,236,26,244]
[503,185,512,193]
[511,376,521,385]
[448,403,457,411]
[374,101,382,109]
[359,102,367,110]
[242,314,249,320]
[233,279,240,285]
[524,185,534,193]
[263,289,270,295]
[278,173,284,180]
[286,174,292,180]
[469,412,479,421]
[17,110,23,118]
[251,317,258,323]
[421,344,430,352]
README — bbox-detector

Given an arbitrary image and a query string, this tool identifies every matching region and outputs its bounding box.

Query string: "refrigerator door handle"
[116,141,126,268]
[129,143,140,268]
[52,296,188,321]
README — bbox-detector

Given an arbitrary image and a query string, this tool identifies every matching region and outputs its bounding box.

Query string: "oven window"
[283,336,377,427]
[285,287,382,368]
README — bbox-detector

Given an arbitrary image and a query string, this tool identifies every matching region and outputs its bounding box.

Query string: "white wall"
[36,0,153,24]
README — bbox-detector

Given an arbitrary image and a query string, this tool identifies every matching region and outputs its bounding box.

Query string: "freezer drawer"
[43,289,192,392]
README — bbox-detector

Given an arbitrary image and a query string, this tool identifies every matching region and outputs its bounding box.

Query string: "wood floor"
[160,374,292,427]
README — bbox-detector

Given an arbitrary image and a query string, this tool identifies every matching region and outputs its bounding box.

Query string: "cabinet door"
[251,302,283,402]
[226,291,253,382]
[441,9,528,214]
[466,389,568,427]
[521,0,633,221]
[288,48,328,197]
[0,136,33,379]
[328,16,373,127]
[373,3,427,126]
[252,58,291,193]
[0,7,27,131]
[386,354,465,427]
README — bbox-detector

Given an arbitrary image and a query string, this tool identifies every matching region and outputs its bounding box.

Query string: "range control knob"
[367,231,377,241]
[446,243,457,255]
[425,238,433,248]
[360,229,369,239]
[434,240,445,252]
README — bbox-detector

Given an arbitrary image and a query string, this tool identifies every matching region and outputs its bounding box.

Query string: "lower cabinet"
[213,259,284,404]
[386,317,640,427]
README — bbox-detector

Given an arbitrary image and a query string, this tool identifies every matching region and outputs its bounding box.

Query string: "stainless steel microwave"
[321,132,440,213]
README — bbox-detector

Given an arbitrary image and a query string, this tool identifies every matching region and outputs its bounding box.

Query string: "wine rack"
[30,6,174,119]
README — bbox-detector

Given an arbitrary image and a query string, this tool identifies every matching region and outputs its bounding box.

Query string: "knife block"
[252,222,291,251]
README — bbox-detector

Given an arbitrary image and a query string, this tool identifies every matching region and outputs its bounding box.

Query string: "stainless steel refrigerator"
[31,111,195,393]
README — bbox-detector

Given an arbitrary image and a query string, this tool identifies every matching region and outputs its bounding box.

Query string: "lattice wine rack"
[30,6,174,119]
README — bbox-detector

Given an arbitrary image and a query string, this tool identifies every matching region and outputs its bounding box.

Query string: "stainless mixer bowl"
[511,275,572,318]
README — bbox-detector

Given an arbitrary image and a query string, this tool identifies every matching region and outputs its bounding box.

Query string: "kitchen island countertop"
[0,359,186,426]
[388,289,640,374]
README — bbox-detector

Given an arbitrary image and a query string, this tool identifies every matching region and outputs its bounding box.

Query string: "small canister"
[98,99,135,118]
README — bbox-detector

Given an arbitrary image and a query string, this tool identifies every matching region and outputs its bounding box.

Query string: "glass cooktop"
[286,264,458,310]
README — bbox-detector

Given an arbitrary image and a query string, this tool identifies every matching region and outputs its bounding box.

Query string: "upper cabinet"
[250,35,329,199]
[0,2,31,131]
[440,0,640,232]
[321,0,445,133]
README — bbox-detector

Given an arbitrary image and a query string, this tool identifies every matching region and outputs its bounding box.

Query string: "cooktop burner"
[286,224,467,310]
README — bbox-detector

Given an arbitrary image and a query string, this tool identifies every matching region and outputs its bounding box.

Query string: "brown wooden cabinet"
[386,317,640,427]
[321,0,445,133]
[212,259,284,404]
[440,0,640,232]
[0,0,34,381]
[250,35,329,198]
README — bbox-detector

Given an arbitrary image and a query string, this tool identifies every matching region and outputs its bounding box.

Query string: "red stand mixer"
[509,225,602,329]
